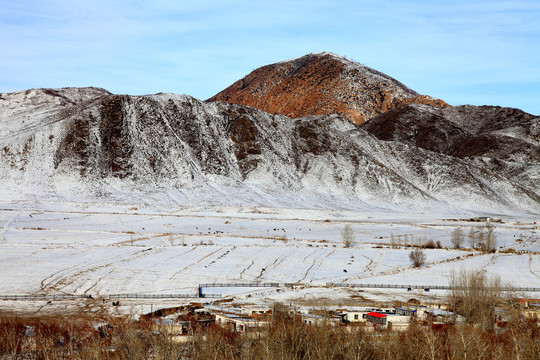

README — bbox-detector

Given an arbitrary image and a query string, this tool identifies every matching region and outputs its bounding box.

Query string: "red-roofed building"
[365,312,387,328]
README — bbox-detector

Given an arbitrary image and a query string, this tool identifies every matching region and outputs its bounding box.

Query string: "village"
[146,297,540,341]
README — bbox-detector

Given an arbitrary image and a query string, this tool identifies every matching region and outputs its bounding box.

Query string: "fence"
[108,293,222,299]
[0,294,93,300]
[200,282,296,288]
[5,282,538,302]
[325,283,540,292]
[0,293,222,301]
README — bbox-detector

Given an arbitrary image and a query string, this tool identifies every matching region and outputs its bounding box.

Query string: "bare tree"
[409,249,426,267]
[341,224,354,248]
[484,223,497,253]
[449,268,504,330]
[477,230,485,250]
[467,227,476,248]
[469,223,497,253]
[451,227,465,249]
[390,233,398,248]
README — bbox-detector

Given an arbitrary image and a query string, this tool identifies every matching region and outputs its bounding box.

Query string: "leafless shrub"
[409,249,426,267]
[424,239,437,249]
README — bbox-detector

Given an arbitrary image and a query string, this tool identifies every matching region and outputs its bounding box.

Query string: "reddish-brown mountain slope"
[207,52,448,124]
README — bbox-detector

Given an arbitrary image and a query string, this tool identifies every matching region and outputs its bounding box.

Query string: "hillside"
[360,103,540,193]
[0,87,538,213]
[207,52,448,124]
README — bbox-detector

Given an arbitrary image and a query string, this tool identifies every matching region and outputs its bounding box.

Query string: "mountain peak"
[208,53,448,124]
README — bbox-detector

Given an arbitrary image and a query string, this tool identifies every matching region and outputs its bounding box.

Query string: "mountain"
[207,52,448,124]
[360,103,540,193]
[361,103,538,159]
[0,87,538,213]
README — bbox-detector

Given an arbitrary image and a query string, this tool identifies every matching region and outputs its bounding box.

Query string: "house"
[151,318,190,335]
[516,298,540,309]
[395,307,418,317]
[300,313,326,326]
[425,308,464,325]
[470,216,502,223]
[244,306,273,321]
[515,298,540,320]
[214,312,268,332]
[364,311,413,331]
[342,311,367,323]
[338,308,372,323]
[365,312,387,330]
[386,315,412,331]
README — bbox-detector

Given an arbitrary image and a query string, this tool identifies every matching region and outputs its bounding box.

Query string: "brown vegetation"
[449,269,504,330]
[0,302,539,359]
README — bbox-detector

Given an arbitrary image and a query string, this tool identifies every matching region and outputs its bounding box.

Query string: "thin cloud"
[0,0,538,114]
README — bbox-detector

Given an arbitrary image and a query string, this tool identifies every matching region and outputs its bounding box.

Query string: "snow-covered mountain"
[0,87,538,213]
[361,103,540,194]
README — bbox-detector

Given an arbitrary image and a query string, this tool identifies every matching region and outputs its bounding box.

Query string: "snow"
[0,204,538,314]
[0,87,539,314]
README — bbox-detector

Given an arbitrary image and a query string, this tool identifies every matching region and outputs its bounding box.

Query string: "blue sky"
[1,0,539,114]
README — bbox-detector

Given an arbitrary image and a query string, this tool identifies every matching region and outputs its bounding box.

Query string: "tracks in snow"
[529,254,540,279]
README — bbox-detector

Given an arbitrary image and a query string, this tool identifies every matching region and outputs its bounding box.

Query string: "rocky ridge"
[0,87,538,213]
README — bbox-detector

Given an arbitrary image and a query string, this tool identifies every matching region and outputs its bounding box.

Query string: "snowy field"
[0,203,538,314]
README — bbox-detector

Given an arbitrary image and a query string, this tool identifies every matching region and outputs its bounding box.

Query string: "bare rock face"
[207,52,448,124]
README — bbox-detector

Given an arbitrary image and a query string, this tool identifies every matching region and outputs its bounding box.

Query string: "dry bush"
[424,239,437,249]
[409,249,426,267]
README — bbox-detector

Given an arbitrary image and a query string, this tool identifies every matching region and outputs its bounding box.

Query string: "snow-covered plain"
[1,202,538,314]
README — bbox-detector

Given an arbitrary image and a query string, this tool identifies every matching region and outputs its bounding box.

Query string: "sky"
[1,0,539,114]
